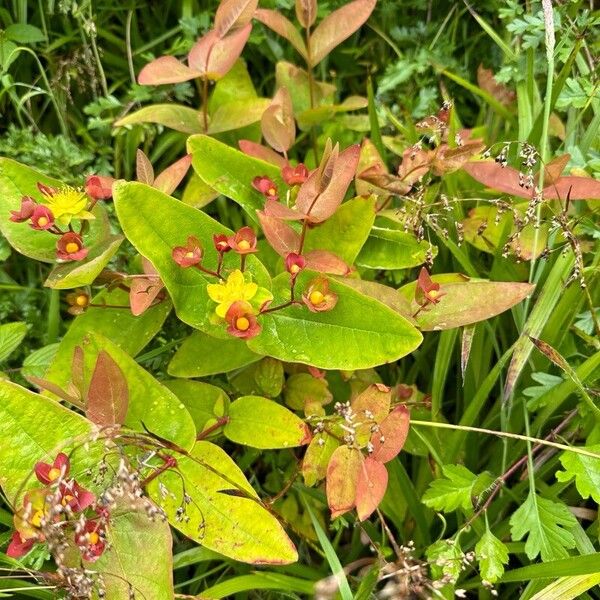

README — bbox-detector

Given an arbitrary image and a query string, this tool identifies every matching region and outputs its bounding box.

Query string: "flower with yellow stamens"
[38,183,94,226]
[207,269,258,318]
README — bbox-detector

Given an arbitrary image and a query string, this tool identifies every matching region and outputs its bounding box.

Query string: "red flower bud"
[225,301,261,339]
[252,176,279,200]
[37,182,57,198]
[282,163,309,186]
[302,277,338,312]
[75,519,106,562]
[9,196,36,222]
[56,232,88,261]
[213,233,232,254]
[228,226,257,255]
[85,175,115,200]
[285,252,306,278]
[6,531,36,558]
[172,236,203,267]
[29,205,55,230]
[416,267,444,304]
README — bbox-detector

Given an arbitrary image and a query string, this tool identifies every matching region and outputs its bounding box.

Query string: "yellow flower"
[42,186,94,226]
[207,270,258,318]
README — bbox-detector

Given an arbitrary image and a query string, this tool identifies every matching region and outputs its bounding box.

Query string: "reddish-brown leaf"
[263,197,306,220]
[296,144,360,223]
[326,445,362,518]
[153,154,192,195]
[138,56,200,85]
[432,140,486,175]
[304,250,349,275]
[86,351,129,427]
[370,404,410,463]
[295,0,317,28]
[129,277,165,317]
[529,336,570,372]
[398,147,432,185]
[214,0,258,37]
[356,457,388,521]
[136,149,155,185]
[539,153,570,185]
[355,138,390,197]
[543,176,600,200]
[239,140,287,167]
[462,161,529,198]
[257,211,301,256]
[476,65,515,106]
[188,24,251,80]
[71,345,85,397]
[261,87,296,154]
[254,9,308,60]
[309,0,376,67]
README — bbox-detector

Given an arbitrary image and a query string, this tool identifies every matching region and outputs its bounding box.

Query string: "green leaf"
[200,573,314,599]
[501,552,600,582]
[530,574,600,600]
[44,287,170,379]
[422,464,491,512]
[556,444,600,503]
[0,158,110,262]
[356,218,435,270]
[168,331,261,377]
[475,528,509,583]
[0,322,27,362]
[187,134,283,221]
[91,506,174,600]
[302,432,339,486]
[21,343,59,379]
[510,492,577,562]
[49,332,197,450]
[304,197,376,264]
[114,104,203,134]
[163,379,230,437]
[426,539,463,584]
[248,271,422,370]
[208,98,271,134]
[224,395,310,449]
[0,380,94,502]
[209,60,259,109]
[43,235,123,289]
[113,181,270,336]
[398,275,535,331]
[147,441,297,564]
[5,24,45,43]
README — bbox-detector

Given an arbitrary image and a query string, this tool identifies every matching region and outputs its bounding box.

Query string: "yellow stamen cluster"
[236,317,250,331]
[309,291,325,306]
[237,240,251,251]
[65,242,80,253]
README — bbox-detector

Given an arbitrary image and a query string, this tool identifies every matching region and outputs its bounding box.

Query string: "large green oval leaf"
[90,506,175,600]
[168,330,261,377]
[356,217,436,270]
[113,181,270,337]
[148,441,298,564]
[224,395,311,449]
[0,158,111,262]
[0,380,95,502]
[187,134,283,221]
[248,271,423,369]
[44,287,170,380]
[398,275,535,330]
[46,332,197,450]
[44,234,123,289]
[303,196,376,264]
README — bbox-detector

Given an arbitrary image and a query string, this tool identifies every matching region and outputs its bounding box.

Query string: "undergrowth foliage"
[0,0,599,598]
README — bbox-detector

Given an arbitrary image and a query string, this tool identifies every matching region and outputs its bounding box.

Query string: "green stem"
[46,289,60,344]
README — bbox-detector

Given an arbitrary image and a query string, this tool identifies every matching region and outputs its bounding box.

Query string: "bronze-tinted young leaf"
[239,140,287,167]
[136,149,155,185]
[351,384,391,445]
[188,25,252,80]
[543,176,600,201]
[138,56,201,85]
[326,445,362,518]
[254,9,308,60]
[302,432,339,486]
[356,138,390,197]
[296,144,360,223]
[153,154,192,195]
[398,147,432,185]
[540,153,570,185]
[304,250,349,275]
[432,140,486,175]
[398,276,535,331]
[263,197,306,221]
[257,211,301,256]
[462,161,532,198]
[308,0,376,67]
[356,457,388,521]
[261,87,296,154]
[295,0,317,28]
[86,350,129,426]
[214,0,258,37]
[129,276,164,317]
[370,404,409,463]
